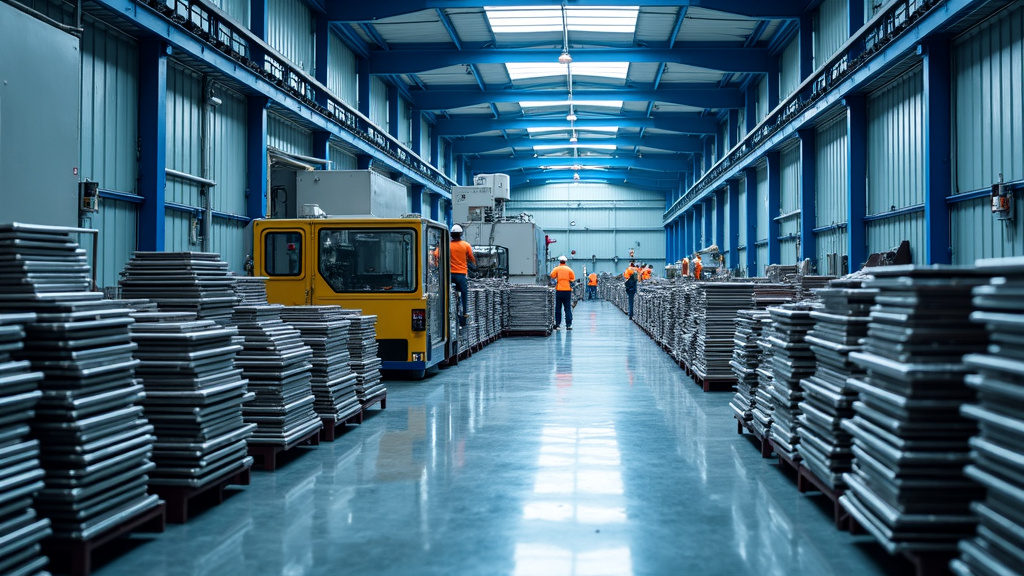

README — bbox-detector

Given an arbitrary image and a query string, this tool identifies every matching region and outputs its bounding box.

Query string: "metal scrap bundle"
[765,303,820,462]
[119,252,240,325]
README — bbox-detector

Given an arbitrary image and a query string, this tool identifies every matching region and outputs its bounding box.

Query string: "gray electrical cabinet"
[296,170,407,219]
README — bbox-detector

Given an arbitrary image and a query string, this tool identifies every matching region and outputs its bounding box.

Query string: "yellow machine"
[253,217,450,375]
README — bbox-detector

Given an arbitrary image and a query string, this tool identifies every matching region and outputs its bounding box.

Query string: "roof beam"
[452,134,704,155]
[470,156,688,173]
[435,114,719,136]
[369,47,770,74]
[412,86,744,111]
[507,170,680,190]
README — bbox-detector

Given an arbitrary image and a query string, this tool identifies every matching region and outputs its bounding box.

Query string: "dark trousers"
[555,290,572,327]
[452,273,468,326]
[586,286,597,300]
[627,290,636,319]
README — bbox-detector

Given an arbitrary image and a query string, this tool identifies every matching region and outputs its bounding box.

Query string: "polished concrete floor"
[96,301,907,576]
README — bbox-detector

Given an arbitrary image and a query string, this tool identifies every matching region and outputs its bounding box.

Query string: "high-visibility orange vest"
[450,240,475,274]
[550,264,575,291]
[588,273,598,286]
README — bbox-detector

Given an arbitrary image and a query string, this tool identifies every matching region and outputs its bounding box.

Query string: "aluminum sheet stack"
[466,288,481,347]
[730,309,771,422]
[119,252,239,325]
[234,276,268,305]
[0,223,161,542]
[129,311,255,488]
[751,283,797,308]
[680,284,699,367]
[507,285,554,333]
[790,275,836,300]
[797,279,876,489]
[750,316,777,439]
[340,312,385,403]
[951,257,1024,576]
[765,303,820,461]
[839,265,992,555]
[692,283,760,382]
[0,313,50,576]
[232,305,322,447]
[278,306,361,427]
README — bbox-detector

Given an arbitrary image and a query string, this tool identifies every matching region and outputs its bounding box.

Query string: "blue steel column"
[691,209,699,255]
[715,189,726,252]
[704,137,715,171]
[357,58,370,117]
[849,0,865,36]
[429,193,441,222]
[676,219,683,262]
[430,132,441,167]
[249,0,267,64]
[727,179,740,270]
[745,167,758,275]
[665,223,673,263]
[766,150,781,265]
[410,184,423,216]
[246,96,269,219]
[768,58,780,110]
[922,40,952,264]
[845,96,867,272]
[799,15,814,82]
[314,17,329,108]
[312,131,330,165]
[703,198,713,250]
[444,142,454,179]
[387,83,400,139]
[798,129,816,262]
[138,39,169,251]
[411,113,422,156]
[745,84,758,134]
[728,109,739,149]
[681,212,689,256]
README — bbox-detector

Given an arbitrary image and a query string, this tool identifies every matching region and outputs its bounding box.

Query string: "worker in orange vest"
[680,257,689,277]
[624,262,640,320]
[550,256,576,330]
[641,264,652,281]
[450,224,476,327]
[587,272,598,300]
[693,254,703,280]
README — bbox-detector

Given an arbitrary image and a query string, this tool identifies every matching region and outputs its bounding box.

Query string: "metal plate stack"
[119,252,239,325]
[340,313,385,402]
[129,312,255,488]
[231,305,322,447]
[839,265,992,555]
[790,275,836,300]
[766,303,820,461]
[467,288,481,346]
[0,313,50,576]
[797,279,876,489]
[278,306,360,426]
[234,276,269,305]
[0,223,162,543]
[507,285,554,333]
[952,257,1024,576]
[730,309,771,422]
[680,284,699,367]
[693,283,760,382]
[751,283,798,309]
[750,316,777,439]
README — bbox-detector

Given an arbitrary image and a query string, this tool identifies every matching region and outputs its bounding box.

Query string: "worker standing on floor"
[551,256,576,330]
[450,224,475,327]
[680,256,690,278]
[694,254,703,280]
[587,272,598,300]
[624,261,639,320]
[641,264,652,281]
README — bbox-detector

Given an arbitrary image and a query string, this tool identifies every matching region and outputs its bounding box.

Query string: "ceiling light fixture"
[558,4,572,65]
[569,133,578,143]
[573,172,580,180]
[558,51,572,65]
[566,112,577,122]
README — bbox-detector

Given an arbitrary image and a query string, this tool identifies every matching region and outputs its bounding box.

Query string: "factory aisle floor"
[96,301,906,576]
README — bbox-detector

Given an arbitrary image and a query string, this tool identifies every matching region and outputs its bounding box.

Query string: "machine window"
[264,232,302,276]
[318,228,417,293]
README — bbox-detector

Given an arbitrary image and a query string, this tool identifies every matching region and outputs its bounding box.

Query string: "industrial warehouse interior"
[0,0,1022,575]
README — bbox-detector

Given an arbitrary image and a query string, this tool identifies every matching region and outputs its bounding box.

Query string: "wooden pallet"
[319,408,362,441]
[846,510,958,576]
[247,426,321,472]
[769,439,800,474]
[796,464,851,530]
[150,463,251,524]
[736,415,774,458]
[44,499,166,576]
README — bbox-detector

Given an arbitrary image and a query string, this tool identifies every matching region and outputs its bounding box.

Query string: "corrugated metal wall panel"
[370,77,388,131]
[209,0,249,27]
[780,37,801,100]
[719,120,729,151]
[866,212,926,263]
[80,19,138,194]
[268,114,312,155]
[327,33,357,107]
[815,115,849,227]
[778,142,801,265]
[166,63,202,207]
[329,145,358,170]
[738,178,748,245]
[87,199,137,289]
[757,77,769,122]
[209,87,247,214]
[867,67,924,215]
[737,246,747,274]
[816,229,848,275]
[953,3,1024,193]
[756,165,768,244]
[421,118,432,160]
[816,0,848,70]
[209,220,247,272]
[951,196,1024,263]
[164,211,196,252]
[756,245,768,275]
[267,0,313,75]
[398,98,412,146]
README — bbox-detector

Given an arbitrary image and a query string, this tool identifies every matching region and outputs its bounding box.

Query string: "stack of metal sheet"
[129,312,255,488]
[0,312,50,576]
[952,257,1024,576]
[730,309,771,422]
[278,306,360,426]
[234,276,269,306]
[466,288,481,347]
[680,284,699,366]
[0,223,162,543]
[797,279,876,489]
[840,265,992,555]
[340,312,385,402]
[751,283,798,308]
[790,275,836,300]
[750,317,777,439]
[507,285,554,333]
[766,303,820,461]
[119,252,239,325]
[693,283,760,381]
[231,305,321,446]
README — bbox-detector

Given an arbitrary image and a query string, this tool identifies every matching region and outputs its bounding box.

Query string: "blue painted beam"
[452,134,705,155]
[744,167,758,275]
[727,179,740,269]
[369,47,772,75]
[138,39,168,251]
[410,184,424,215]
[435,114,720,136]
[766,150,781,265]
[470,156,687,173]
[922,40,952,265]
[846,95,867,272]
[691,209,699,256]
[798,129,816,263]
[411,86,745,111]
[430,192,441,222]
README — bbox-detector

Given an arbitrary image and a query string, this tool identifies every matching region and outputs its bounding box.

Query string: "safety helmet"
[558,255,567,262]
[451,224,463,234]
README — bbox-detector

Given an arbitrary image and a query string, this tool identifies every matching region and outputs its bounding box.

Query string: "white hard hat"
[451,224,463,234]
[558,255,567,262]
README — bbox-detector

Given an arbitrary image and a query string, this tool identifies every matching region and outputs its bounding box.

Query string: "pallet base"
[769,439,800,474]
[44,500,166,576]
[503,329,552,337]
[150,463,251,524]
[248,426,321,472]
[797,464,851,530]
[736,415,773,458]
[320,410,362,441]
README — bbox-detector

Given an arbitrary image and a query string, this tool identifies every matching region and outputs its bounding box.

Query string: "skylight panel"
[518,100,623,110]
[533,144,617,151]
[571,62,629,80]
[485,6,638,34]
[505,63,566,81]
[527,127,618,134]
[567,8,639,33]
[505,62,629,82]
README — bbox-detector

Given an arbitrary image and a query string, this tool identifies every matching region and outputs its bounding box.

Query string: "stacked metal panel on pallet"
[119,252,239,325]
[506,285,554,333]
[341,313,385,402]
[693,283,760,383]
[765,303,819,462]
[730,309,770,422]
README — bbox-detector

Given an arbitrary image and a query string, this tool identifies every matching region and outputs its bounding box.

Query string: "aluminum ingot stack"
[840,266,991,556]
[797,279,875,489]
[119,252,239,325]
[341,312,385,403]
[232,305,322,447]
[952,257,1024,576]
[278,306,361,428]
[129,311,255,488]
[507,285,554,334]
[694,283,760,384]
[234,276,269,306]
[0,313,49,576]
[765,303,820,461]
[750,315,777,439]
[730,309,771,423]
[0,223,161,544]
